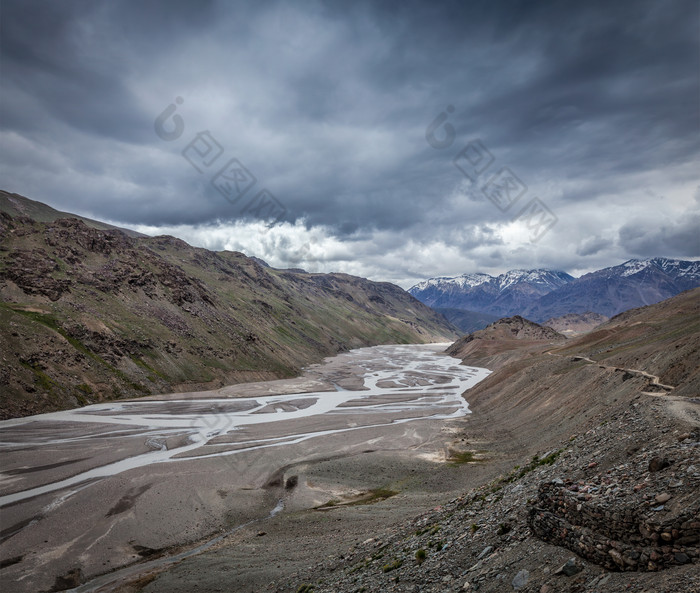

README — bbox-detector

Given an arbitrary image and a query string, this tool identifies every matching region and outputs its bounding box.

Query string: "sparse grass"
[448,450,482,465]
[415,523,441,536]
[502,448,564,484]
[415,548,426,564]
[350,488,398,505]
[131,356,166,379]
[20,360,57,393]
[316,488,398,509]
[381,559,403,573]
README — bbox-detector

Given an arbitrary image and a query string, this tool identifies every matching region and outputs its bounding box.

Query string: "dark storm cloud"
[0,0,698,282]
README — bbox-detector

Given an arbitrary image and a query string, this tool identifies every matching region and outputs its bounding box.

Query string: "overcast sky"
[1,0,698,288]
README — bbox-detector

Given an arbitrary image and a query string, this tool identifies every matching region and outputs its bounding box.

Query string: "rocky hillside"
[553,287,700,398]
[446,316,566,368]
[543,312,609,336]
[0,190,144,237]
[286,290,700,593]
[0,204,457,419]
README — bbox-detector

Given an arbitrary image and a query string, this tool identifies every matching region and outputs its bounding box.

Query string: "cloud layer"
[1,0,698,287]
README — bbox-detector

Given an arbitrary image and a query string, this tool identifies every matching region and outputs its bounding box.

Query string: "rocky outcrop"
[5,248,71,301]
[446,315,566,366]
[529,478,699,571]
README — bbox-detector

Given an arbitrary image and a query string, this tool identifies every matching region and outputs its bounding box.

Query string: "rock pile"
[529,479,699,571]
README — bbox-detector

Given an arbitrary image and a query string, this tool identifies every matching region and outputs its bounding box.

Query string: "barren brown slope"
[277,277,700,593]
[451,290,699,451]
[446,315,566,370]
[0,205,458,419]
[543,311,609,336]
[0,190,145,237]
[550,287,700,398]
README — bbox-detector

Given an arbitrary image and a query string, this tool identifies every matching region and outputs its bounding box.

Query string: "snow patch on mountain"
[409,258,699,322]
[411,273,492,292]
[409,269,572,295]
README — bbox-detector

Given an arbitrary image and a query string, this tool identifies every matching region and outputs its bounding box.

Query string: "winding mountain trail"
[568,354,675,391]
[545,351,700,427]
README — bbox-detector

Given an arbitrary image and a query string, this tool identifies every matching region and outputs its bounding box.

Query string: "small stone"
[512,569,529,590]
[552,478,564,485]
[609,549,625,567]
[655,492,671,503]
[675,552,690,564]
[648,457,670,472]
[540,585,552,593]
[554,557,582,576]
[588,461,598,468]
[477,545,493,560]
[597,574,611,586]
[660,532,672,542]
[256,531,266,536]
[463,582,472,590]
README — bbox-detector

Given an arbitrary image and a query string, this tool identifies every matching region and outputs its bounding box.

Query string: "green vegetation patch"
[316,488,398,509]
[381,559,403,573]
[448,450,482,465]
[502,448,564,484]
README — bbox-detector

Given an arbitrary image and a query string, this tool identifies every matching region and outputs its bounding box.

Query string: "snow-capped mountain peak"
[619,259,647,277]
[408,258,699,322]
[494,269,571,292]
[408,268,573,314]
[410,273,491,292]
[619,258,700,278]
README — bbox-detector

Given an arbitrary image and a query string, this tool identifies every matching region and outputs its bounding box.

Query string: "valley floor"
[1,341,698,593]
[133,344,700,593]
[0,344,492,593]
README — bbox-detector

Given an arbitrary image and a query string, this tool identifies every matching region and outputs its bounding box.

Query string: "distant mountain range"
[411,269,574,318]
[409,258,700,323]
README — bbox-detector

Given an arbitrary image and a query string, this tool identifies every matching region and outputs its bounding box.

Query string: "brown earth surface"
[89,289,700,593]
[543,311,609,336]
